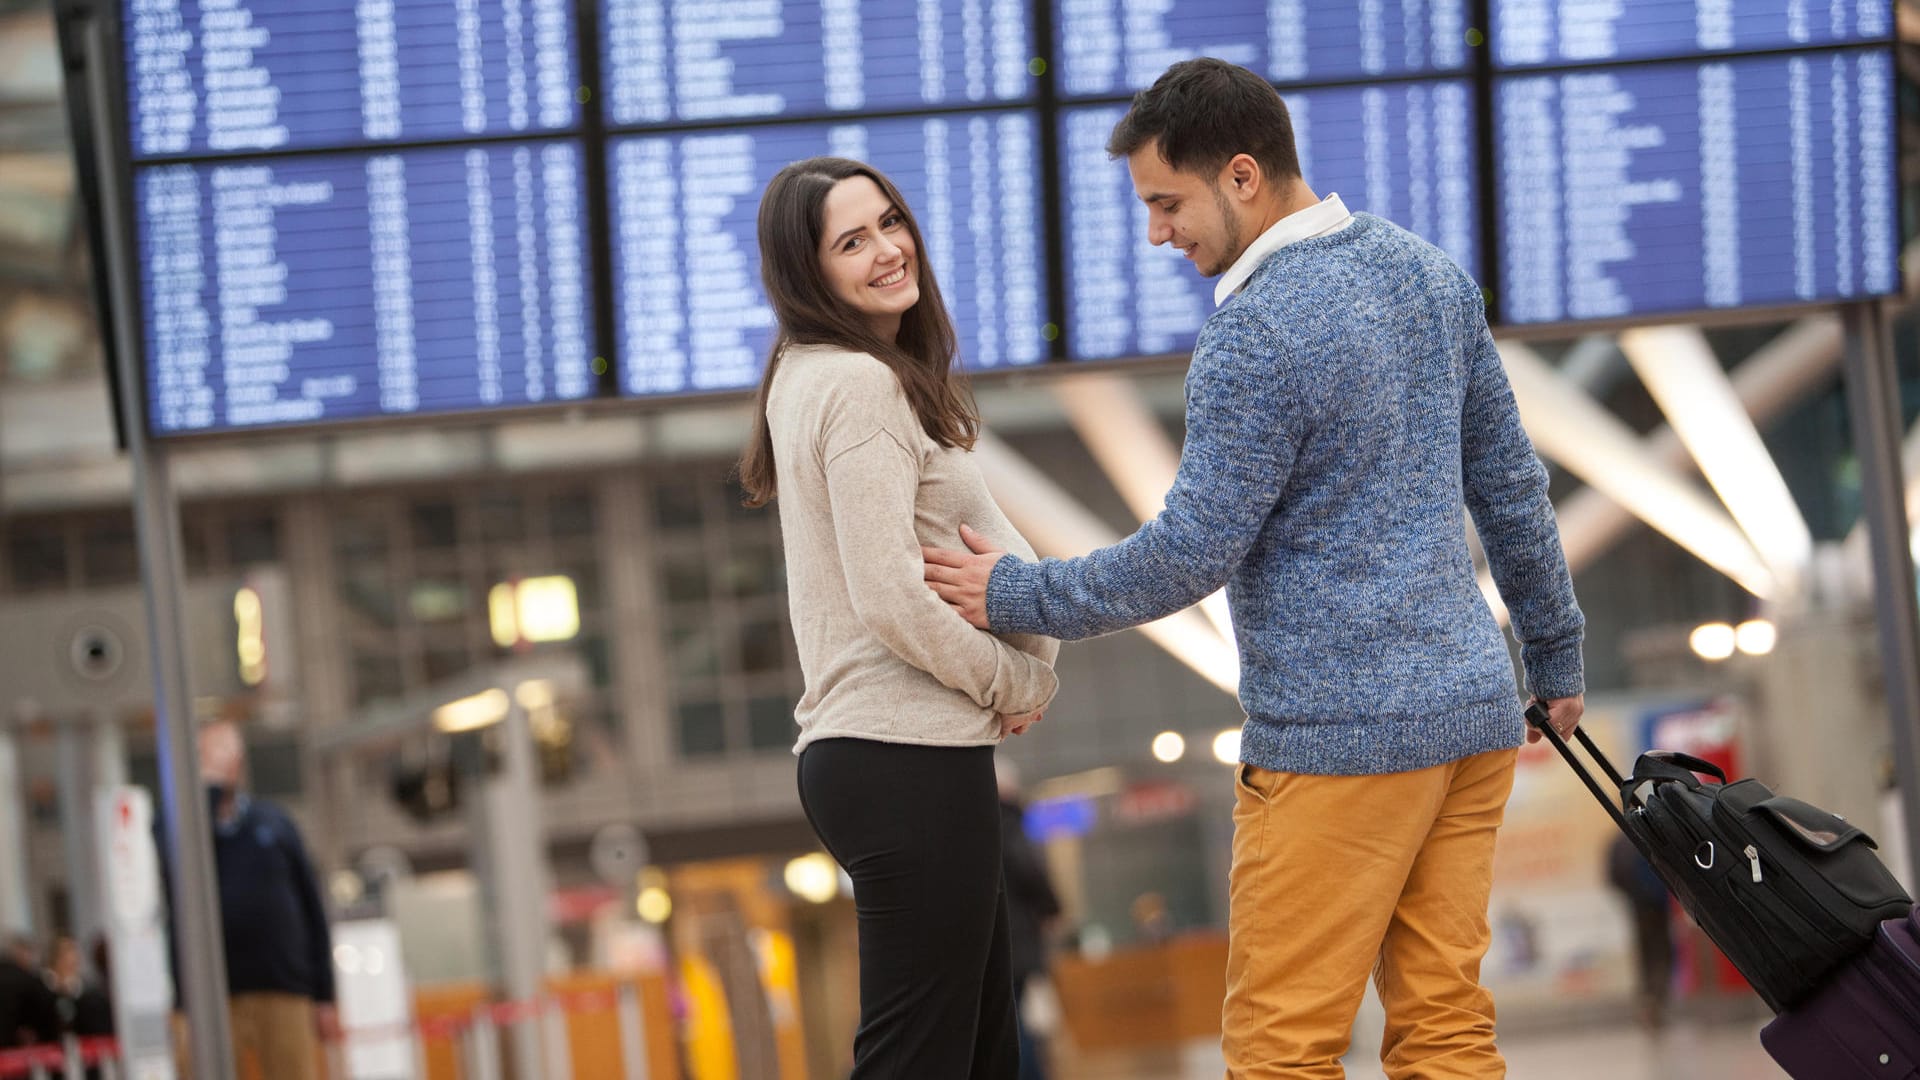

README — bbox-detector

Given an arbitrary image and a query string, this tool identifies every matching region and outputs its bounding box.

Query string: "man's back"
[1201,211,1584,775]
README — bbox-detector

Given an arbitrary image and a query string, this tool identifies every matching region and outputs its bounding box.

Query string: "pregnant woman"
[737,156,1060,1078]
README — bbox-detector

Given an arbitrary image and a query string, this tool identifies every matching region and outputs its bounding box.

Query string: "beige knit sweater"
[766,344,1060,753]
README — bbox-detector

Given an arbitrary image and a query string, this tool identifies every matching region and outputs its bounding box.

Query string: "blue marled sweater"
[986,212,1585,776]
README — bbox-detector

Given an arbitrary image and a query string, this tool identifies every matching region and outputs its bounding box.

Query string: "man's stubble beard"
[1204,182,1245,278]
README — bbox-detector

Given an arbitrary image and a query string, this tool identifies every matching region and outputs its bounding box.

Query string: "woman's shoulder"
[776,344,904,401]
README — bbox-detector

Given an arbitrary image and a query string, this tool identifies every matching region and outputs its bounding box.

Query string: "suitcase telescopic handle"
[1524,701,1631,831]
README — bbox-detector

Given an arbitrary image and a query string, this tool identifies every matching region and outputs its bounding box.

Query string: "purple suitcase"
[1760,906,1920,1079]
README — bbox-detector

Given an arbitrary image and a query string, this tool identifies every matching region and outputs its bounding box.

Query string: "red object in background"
[1114,781,1196,825]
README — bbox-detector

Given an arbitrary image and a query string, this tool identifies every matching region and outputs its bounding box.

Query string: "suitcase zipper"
[1745,844,1762,883]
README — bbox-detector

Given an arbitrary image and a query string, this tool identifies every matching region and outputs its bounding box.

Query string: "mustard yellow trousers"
[1223,747,1517,1079]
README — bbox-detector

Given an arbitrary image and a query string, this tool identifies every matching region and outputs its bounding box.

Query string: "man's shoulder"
[241,797,303,839]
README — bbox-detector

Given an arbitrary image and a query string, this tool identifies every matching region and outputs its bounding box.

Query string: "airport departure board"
[1496,46,1900,325]
[103,0,1904,436]
[139,142,594,431]
[1054,0,1472,95]
[1491,0,1893,69]
[601,0,1035,124]
[125,0,579,158]
[1062,80,1480,361]
[611,113,1047,395]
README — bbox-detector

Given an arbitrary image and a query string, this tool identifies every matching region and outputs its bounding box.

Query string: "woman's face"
[816,175,919,341]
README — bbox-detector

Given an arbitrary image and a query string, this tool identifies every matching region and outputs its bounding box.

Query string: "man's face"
[1126,139,1247,278]
[198,722,244,788]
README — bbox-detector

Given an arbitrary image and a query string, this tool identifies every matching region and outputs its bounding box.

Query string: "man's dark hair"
[1106,58,1301,184]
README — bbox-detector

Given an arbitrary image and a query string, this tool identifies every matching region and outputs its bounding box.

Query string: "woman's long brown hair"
[736,157,978,507]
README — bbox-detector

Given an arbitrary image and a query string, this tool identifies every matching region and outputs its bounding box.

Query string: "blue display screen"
[1060,80,1480,361]
[1491,0,1894,69]
[600,0,1036,125]
[611,112,1048,396]
[138,141,595,433]
[110,1,1905,436]
[123,0,579,159]
[1054,0,1471,97]
[1496,48,1900,325]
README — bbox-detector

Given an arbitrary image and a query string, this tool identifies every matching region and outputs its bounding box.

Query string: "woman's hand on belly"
[998,709,1043,738]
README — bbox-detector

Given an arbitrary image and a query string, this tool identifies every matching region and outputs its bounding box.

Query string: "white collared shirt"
[1213,193,1354,307]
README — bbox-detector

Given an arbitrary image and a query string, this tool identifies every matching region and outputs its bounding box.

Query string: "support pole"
[78,8,237,1077]
[1839,300,1920,886]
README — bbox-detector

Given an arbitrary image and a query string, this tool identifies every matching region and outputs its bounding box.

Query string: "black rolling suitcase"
[1522,703,1913,1013]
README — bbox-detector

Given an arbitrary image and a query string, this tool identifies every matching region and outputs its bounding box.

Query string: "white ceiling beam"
[1620,324,1815,593]
[1496,339,1775,597]
[1480,316,1843,623]
[1050,372,1237,643]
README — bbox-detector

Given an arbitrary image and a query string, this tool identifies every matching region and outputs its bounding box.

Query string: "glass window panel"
[669,621,720,681]
[720,545,782,598]
[580,634,615,689]
[79,517,139,587]
[340,567,399,629]
[475,492,527,545]
[555,557,604,617]
[422,639,474,683]
[722,482,763,525]
[182,515,215,575]
[747,696,795,751]
[652,480,704,533]
[351,650,406,710]
[247,736,303,799]
[739,618,787,675]
[226,512,280,565]
[409,499,459,550]
[408,579,471,623]
[660,553,710,605]
[6,519,69,591]
[549,491,597,539]
[333,507,390,563]
[676,700,728,758]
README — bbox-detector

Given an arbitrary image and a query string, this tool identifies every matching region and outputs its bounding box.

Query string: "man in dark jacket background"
[0,934,59,1050]
[172,720,337,1079]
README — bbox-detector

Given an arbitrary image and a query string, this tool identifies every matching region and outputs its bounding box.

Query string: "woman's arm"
[823,427,1058,716]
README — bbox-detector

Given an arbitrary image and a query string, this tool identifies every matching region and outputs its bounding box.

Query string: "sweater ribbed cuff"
[1523,637,1585,701]
[985,555,1046,635]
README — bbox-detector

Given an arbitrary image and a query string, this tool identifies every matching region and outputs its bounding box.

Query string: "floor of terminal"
[1051,1020,1784,1079]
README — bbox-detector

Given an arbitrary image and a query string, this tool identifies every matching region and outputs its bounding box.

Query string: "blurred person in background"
[1606,835,1673,1030]
[167,720,337,1079]
[47,937,112,1079]
[925,58,1585,1079]
[47,936,112,1039]
[996,759,1062,1080]
[0,934,58,1049]
[740,156,1060,1079]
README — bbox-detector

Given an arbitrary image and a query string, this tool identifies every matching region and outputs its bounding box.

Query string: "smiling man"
[923,59,1587,1079]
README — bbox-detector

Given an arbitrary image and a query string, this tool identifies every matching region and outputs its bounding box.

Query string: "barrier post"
[462,1007,501,1080]
[615,982,650,1080]
[539,1000,572,1080]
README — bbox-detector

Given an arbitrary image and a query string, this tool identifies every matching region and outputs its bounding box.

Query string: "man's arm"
[829,429,1059,716]
[1460,318,1585,701]
[279,815,336,1006]
[930,306,1308,639]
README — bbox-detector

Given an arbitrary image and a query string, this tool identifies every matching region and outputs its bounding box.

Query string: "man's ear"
[1224,154,1263,201]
